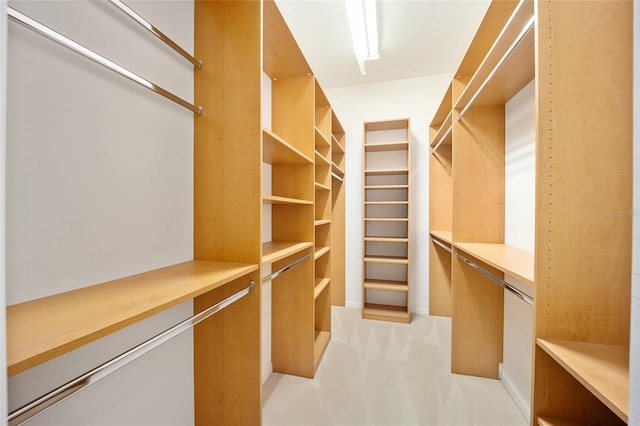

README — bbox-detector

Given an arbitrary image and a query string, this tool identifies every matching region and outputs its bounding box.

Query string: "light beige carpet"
[263,306,527,426]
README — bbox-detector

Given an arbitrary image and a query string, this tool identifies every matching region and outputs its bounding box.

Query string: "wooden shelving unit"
[427,0,633,424]
[362,118,411,324]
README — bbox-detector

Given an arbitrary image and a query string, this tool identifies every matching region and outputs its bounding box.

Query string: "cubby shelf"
[430,230,453,245]
[262,241,313,265]
[364,168,408,176]
[536,339,629,423]
[363,303,410,324]
[7,261,258,376]
[315,127,331,149]
[315,150,331,166]
[332,163,345,178]
[331,135,345,154]
[430,111,452,149]
[263,128,313,164]
[453,242,534,285]
[314,246,331,260]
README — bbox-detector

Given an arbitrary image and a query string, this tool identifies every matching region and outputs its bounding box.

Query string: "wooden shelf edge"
[364,185,409,190]
[262,241,313,265]
[314,219,331,227]
[363,303,410,324]
[364,217,409,222]
[314,127,331,148]
[315,246,331,260]
[314,182,330,191]
[363,256,408,265]
[363,279,409,292]
[331,135,345,154]
[7,260,259,376]
[429,111,453,148]
[314,277,331,299]
[453,242,534,285]
[262,128,313,164]
[364,141,410,152]
[262,194,313,205]
[364,237,409,243]
[364,168,409,176]
[315,150,331,166]
[430,230,453,245]
[536,338,629,423]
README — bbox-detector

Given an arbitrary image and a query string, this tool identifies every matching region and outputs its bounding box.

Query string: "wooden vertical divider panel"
[330,111,346,306]
[194,1,262,424]
[533,0,633,423]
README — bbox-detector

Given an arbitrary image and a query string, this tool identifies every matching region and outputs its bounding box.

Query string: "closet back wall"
[6,0,195,423]
[327,74,450,312]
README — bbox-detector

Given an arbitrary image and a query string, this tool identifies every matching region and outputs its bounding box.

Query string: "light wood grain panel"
[263,128,313,165]
[7,261,258,376]
[430,231,453,245]
[533,1,632,423]
[537,339,628,422]
[429,238,452,317]
[430,83,453,131]
[331,172,346,306]
[273,163,314,205]
[429,145,452,232]
[451,248,503,378]
[262,241,313,265]
[272,76,315,158]
[194,1,262,424]
[453,105,504,243]
[454,242,533,285]
[272,252,315,378]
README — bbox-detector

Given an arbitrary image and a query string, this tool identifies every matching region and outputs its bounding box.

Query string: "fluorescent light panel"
[346,0,379,75]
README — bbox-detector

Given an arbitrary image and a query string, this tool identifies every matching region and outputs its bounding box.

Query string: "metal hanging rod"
[455,252,533,306]
[7,281,255,426]
[457,11,534,121]
[108,0,202,69]
[431,125,452,153]
[262,252,311,283]
[431,237,452,254]
[331,172,344,182]
[7,7,202,115]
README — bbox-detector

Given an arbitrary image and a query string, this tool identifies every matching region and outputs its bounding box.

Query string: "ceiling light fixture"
[345,0,379,75]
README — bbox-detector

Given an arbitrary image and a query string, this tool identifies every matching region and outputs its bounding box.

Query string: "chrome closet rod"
[431,124,452,153]
[7,7,202,115]
[7,281,256,426]
[108,0,202,69]
[457,12,535,121]
[455,252,533,306]
[331,172,344,182]
[262,252,311,283]
[431,237,452,254]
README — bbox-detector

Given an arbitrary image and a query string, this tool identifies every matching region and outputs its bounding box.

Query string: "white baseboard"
[501,370,531,422]
[261,364,273,385]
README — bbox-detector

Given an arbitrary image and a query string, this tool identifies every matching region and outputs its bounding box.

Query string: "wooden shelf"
[363,279,408,292]
[314,219,330,227]
[364,168,408,176]
[365,184,409,190]
[263,128,313,164]
[365,201,408,206]
[314,277,331,299]
[365,217,408,223]
[364,255,408,265]
[454,0,534,111]
[315,127,331,149]
[364,119,411,132]
[363,303,410,324]
[430,111,452,148]
[262,194,313,205]
[7,260,258,376]
[314,182,330,191]
[314,246,330,260]
[331,135,345,154]
[262,241,313,265]
[430,230,453,245]
[331,163,345,177]
[315,150,331,166]
[536,339,629,423]
[453,242,534,285]
[430,83,452,130]
[364,237,408,243]
[364,141,410,152]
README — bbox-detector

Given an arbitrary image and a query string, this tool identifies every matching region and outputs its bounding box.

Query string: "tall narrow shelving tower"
[362,118,411,323]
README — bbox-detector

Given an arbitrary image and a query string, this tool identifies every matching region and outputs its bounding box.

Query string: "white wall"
[503,80,535,421]
[630,3,639,425]
[6,1,195,423]
[326,73,452,313]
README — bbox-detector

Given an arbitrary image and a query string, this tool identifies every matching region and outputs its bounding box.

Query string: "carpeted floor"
[262,306,527,426]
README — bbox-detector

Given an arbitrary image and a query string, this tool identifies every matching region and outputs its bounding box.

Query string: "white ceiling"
[275,0,491,89]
